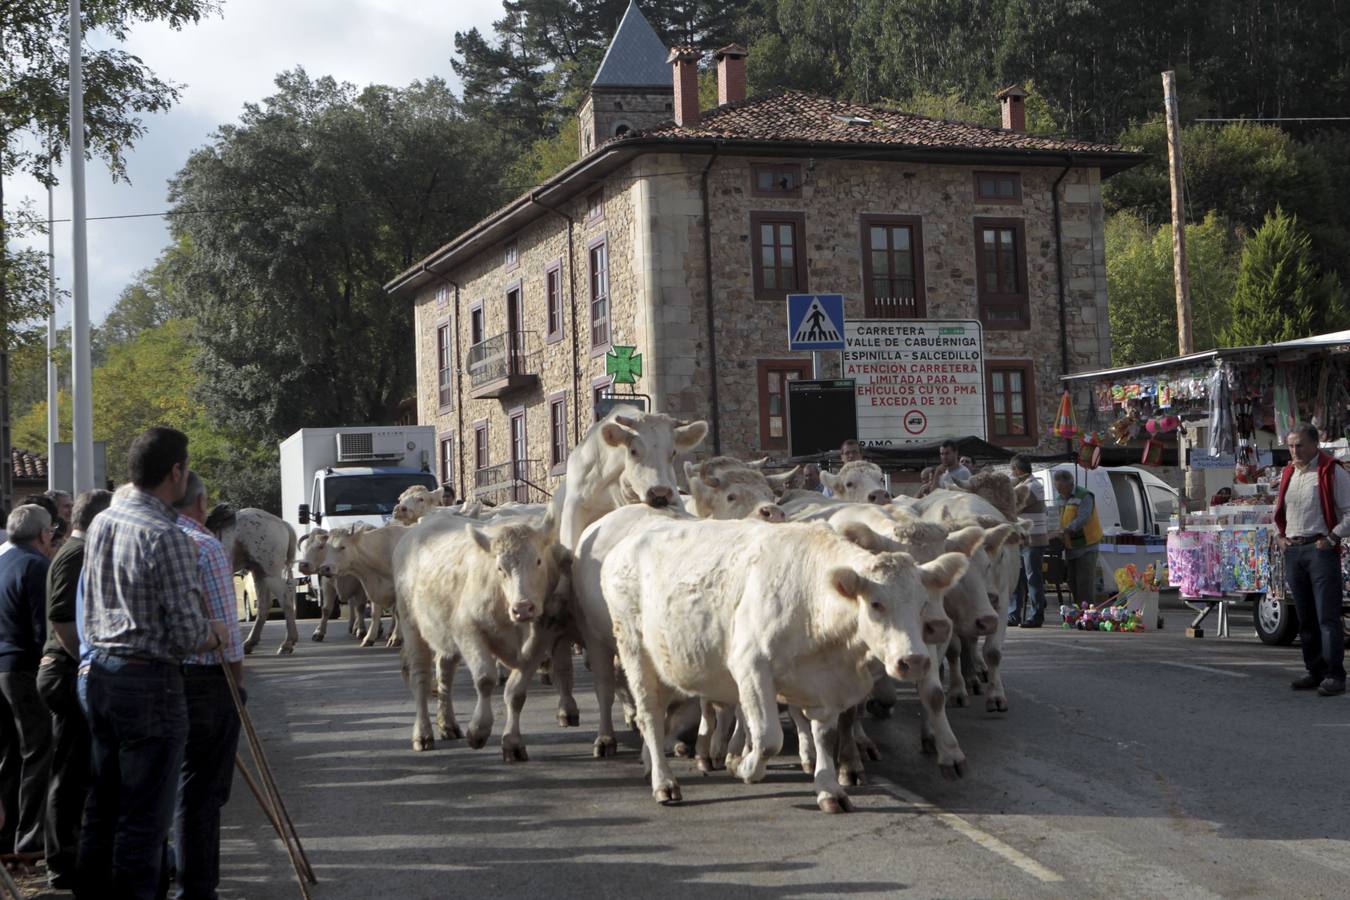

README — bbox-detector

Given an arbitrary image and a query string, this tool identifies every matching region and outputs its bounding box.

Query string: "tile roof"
[626,89,1128,155]
[591,1,670,88]
[12,449,48,481]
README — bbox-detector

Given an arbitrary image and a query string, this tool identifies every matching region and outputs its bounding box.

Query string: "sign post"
[842,319,985,446]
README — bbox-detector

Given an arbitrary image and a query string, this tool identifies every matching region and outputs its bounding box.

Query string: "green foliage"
[168,69,503,438]
[1223,208,1350,347]
[502,118,580,196]
[1106,211,1239,366]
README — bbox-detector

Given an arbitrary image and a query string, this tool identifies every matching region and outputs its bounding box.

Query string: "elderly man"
[37,489,112,890]
[0,505,56,860]
[78,427,232,898]
[1008,455,1049,628]
[1275,423,1350,696]
[1053,469,1102,608]
[173,472,245,900]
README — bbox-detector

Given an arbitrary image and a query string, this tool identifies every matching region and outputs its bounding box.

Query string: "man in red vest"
[1275,423,1350,696]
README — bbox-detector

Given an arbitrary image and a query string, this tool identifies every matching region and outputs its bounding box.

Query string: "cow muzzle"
[891,653,932,681]
[867,489,893,505]
[922,617,952,647]
[757,504,785,523]
[645,485,675,508]
[974,613,999,636]
[510,601,538,622]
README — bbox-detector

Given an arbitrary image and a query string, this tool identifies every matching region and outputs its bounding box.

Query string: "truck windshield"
[325,474,438,516]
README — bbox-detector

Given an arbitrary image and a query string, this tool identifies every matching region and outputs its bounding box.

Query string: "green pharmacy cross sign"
[606,346,643,384]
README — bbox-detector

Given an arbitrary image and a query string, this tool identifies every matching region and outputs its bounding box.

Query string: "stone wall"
[579,88,675,155]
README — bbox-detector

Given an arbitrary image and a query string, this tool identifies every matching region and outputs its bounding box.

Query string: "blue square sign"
[786,294,846,351]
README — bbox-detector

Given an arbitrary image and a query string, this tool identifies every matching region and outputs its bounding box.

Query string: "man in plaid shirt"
[172,471,244,900]
[77,428,231,899]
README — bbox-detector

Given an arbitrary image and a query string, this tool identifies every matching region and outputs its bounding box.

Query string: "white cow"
[576,507,965,812]
[393,485,445,524]
[395,513,570,758]
[820,461,891,504]
[297,529,367,641]
[207,506,299,656]
[553,405,709,551]
[318,523,409,648]
[683,457,798,522]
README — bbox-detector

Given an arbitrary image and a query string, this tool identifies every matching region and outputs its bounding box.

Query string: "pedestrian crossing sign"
[786,293,846,350]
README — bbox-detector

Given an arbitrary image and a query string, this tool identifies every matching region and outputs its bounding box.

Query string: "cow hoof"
[949,693,969,708]
[837,765,864,787]
[818,794,854,814]
[672,741,692,758]
[311,632,324,642]
[360,638,375,648]
[467,732,489,750]
[593,736,616,759]
[557,709,580,728]
[386,638,402,649]
[800,759,815,774]
[865,698,893,720]
[540,672,553,687]
[920,736,937,756]
[939,758,967,780]
[655,784,682,804]
[696,754,720,774]
[857,740,881,762]
[277,643,295,656]
[502,744,529,763]
[987,696,1008,713]
[412,736,434,752]
[437,722,463,741]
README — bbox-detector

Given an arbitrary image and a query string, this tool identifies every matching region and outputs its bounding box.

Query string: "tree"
[1222,208,1350,347]
[1106,210,1239,366]
[167,70,503,439]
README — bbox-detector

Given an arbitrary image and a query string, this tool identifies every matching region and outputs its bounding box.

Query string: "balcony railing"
[473,458,551,506]
[466,330,540,399]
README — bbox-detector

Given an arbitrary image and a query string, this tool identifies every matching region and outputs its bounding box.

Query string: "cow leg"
[945,638,970,707]
[459,637,498,750]
[360,602,384,648]
[549,635,579,727]
[709,704,735,770]
[724,707,747,771]
[436,649,462,740]
[920,665,967,779]
[624,654,680,804]
[387,601,403,649]
[311,578,336,642]
[982,625,1010,713]
[695,700,720,773]
[274,577,298,655]
[730,662,782,784]
[811,713,854,813]
[851,703,881,762]
[242,581,266,654]
[835,706,866,786]
[401,619,436,751]
[960,636,982,695]
[502,636,552,763]
[667,698,701,758]
[866,675,897,720]
[788,706,815,773]
[589,644,619,759]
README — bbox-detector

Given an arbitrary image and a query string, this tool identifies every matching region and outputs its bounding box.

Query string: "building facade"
[388,3,1142,503]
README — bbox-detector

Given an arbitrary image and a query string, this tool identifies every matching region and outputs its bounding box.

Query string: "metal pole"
[811,350,823,379]
[1162,71,1194,356]
[47,179,58,489]
[69,0,95,492]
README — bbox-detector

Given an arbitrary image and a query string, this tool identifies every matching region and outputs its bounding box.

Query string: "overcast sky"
[9,0,502,327]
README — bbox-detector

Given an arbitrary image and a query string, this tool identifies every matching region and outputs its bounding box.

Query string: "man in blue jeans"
[1274,423,1350,696]
[77,427,232,899]
[172,472,245,900]
[1007,455,1049,627]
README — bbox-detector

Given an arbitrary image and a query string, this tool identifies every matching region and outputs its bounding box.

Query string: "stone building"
[386,1,1143,502]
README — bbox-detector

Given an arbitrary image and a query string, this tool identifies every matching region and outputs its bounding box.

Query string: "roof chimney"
[668,47,701,127]
[714,44,747,106]
[997,84,1028,132]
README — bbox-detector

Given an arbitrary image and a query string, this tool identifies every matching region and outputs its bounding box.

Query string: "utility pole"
[47,176,59,490]
[70,0,95,491]
[1162,70,1194,356]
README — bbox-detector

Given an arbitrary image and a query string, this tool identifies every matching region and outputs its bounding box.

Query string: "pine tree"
[1222,207,1342,346]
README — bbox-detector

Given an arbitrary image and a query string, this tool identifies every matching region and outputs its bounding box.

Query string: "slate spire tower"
[578,2,674,154]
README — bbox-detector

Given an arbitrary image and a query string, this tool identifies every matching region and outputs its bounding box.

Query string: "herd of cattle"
[225,407,1035,814]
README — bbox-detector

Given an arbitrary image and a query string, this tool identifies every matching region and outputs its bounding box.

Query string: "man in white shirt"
[1007,455,1049,627]
[918,440,972,497]
[1274,423,1350,696]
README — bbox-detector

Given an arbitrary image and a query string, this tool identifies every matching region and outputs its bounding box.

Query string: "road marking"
[1312,723,1350,727]
[1011,638,1105,654]
[872,777,1064,883]
[1156,661,1249,678]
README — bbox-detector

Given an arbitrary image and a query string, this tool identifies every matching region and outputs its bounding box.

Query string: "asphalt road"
[218,602,1349,900]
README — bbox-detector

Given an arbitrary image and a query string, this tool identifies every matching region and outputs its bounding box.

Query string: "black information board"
[788,379,857,457]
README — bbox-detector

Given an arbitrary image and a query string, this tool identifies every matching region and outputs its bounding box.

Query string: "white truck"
[280,426,440,613]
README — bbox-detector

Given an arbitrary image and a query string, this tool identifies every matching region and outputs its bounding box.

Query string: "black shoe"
[1291,673,1323,690]
[1317,677,1346,696]
[1021,619,1044,629]
[1007,618,1022,628]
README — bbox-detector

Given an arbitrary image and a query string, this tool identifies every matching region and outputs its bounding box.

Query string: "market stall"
[1062,330,1350,642]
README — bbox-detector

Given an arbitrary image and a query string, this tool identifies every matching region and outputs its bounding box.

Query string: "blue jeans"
[174,667,243,900]
[1285,543,1345,681]
[77,654,188,900]
[1009,545,1047,624]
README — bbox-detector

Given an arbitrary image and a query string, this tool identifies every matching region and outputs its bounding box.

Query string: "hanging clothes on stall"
[1207,365,1235,456]
[1273,364,1297,441]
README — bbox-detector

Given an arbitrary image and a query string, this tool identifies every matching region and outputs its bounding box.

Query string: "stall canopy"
[782,436,1072,469]
[1061,330,1350,383]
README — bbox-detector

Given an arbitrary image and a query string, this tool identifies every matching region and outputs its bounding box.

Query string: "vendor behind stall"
[1276,423,1350,697]
[1209,487,1233,507]
[1053,470,1102,607]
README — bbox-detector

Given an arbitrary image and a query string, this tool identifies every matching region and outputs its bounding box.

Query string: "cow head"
[830,549,968,682]
[393,486,444,524]
[601,410,708,509]
[684,459,786,522]
[296,529,329,576]
[317,525,369,577]
[936,524,1002,637]
[820,461,891,504]
[467,513,565,623]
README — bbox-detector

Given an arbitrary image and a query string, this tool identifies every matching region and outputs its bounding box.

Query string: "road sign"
[606,346,643,384]
[843,319,986,446]
[787,294,846,351]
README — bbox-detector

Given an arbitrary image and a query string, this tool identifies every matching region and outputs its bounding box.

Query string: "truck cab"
[302,466,439,531]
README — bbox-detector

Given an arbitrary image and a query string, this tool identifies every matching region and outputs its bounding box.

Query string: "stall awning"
[1061,329,1350,383]
[781,436,1073,469]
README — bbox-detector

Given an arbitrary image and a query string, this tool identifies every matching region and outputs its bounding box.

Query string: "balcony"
[473,459,551,506]
[467,330,540,399]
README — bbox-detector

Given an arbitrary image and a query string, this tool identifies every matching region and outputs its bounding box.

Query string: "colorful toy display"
[1166,526,1273,596]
